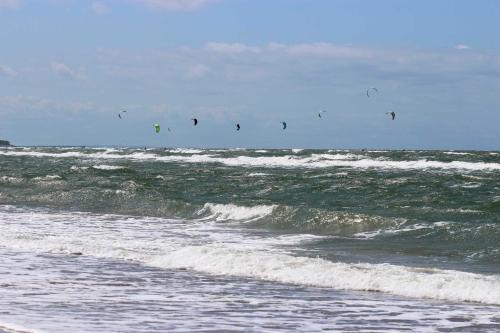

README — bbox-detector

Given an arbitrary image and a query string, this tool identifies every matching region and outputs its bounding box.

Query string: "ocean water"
[0,147,499,332]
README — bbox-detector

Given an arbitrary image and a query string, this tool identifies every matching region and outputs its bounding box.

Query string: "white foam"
[197,203,276,222]
[33,175,61,181]
[167,148,204,154]
[460,182,482,189]
[199,154,500,171]
[443,151,472,155]
[2,149,500,172]
[0,206,499,305]
[92,165,127,170]
[0,176,23,183]
[101,148,121,154]
[447,208,482,214]
[70,165,89,171]
[150,245,500,305]
[0,151,84,158]
[353,221,453,239]
[419,207,483,214]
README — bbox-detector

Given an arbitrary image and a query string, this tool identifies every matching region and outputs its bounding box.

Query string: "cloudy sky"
[1,0,499,149]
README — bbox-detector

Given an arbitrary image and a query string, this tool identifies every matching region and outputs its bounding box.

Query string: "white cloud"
[205,42,261,54]
[185,64,210,78]
[92,1,111,15]
[51,62,84,80]
[0,65,17,77]
[132,0,219,11]
[205,42,376,59]
[283,43,374,59]
[455,44,470,50]
[0,0,20,9]
[93,42,500,88]
[200,42,500,78]
[0,95,98,117]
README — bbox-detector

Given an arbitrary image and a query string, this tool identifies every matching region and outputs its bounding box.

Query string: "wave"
[2,149,500,172]
[189,203,407,235]
[353,221,452,239]
[32,175,61,181]
[1,206,499,305]
[70,165,89,171]
[196,203,276,222]
[421,207,483,214]
[166,148,204,154]
[187,203,499,242]
[0,176,23,184]
[0,151,84,158]
[443,152,472,155]
[91,165,127,170]
[247,172,269,177]
[150,245,500,305]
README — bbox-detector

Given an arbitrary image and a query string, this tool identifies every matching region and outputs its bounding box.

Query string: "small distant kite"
[281,121,287,130]
[318,110,326,118]
[366,87,378,97]
[192,118,198,126]
[236,123,241,131]
[118,110,127,119]
[154,123,161,133]
[386,111,396,120]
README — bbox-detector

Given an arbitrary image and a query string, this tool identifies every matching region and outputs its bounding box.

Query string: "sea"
[0,147,499,332]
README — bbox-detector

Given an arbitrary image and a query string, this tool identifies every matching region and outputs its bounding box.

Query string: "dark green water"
[0,147,500,332]
[1,147,499,273]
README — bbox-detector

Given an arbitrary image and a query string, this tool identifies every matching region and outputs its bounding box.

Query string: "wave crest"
[196,203,276,222]
[150,245,500,305]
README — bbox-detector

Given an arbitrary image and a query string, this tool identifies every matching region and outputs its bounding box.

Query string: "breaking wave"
[1,149,500,172]
[91,165,127,170]
[196,203,276,222]
[151,245,500,305]
[0,206,498,305]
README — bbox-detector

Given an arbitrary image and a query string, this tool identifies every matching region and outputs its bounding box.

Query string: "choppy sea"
[0,147,499,332]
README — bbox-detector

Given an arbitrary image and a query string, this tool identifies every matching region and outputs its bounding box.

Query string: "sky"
[1,0,500,149]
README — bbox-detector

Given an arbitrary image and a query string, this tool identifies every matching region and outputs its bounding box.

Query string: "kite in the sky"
[366,87,378,97]
[386,111,396,120]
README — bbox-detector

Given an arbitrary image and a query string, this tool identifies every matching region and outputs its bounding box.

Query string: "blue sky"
[1,0,499,149]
